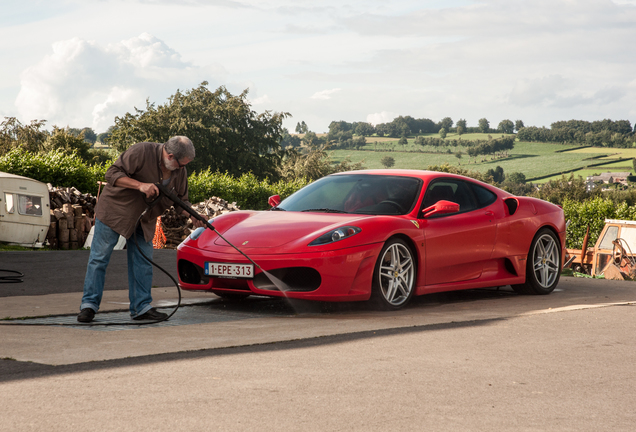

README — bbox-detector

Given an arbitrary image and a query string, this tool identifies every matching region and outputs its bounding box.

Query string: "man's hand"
[139,183,159,199]
[191,217,206,228]
[183,211,206,228]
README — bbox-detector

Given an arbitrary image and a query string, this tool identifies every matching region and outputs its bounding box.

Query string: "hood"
[213,211,371,248]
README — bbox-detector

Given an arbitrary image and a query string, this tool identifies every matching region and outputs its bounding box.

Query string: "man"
[78,136,203,323]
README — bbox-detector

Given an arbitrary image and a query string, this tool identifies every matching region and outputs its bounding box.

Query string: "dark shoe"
[77,308,95,323]
[133,308,168,321]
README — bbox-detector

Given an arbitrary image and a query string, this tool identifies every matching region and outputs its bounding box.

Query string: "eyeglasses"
[170,154,186,169]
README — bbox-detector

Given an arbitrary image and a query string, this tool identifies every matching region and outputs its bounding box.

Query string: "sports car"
[177,169,566,310]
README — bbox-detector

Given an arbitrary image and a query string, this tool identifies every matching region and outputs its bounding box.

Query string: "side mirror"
[421,200,460,218]
[268,194,281,208]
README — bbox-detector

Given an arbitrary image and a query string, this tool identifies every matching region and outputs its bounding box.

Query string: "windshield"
[278,174,422,215]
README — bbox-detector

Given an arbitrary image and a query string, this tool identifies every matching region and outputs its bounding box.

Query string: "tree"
[498,119,514,134]
[486,166,505,183]
[295,121,308,134]
[108,82,289,179]
[456,119,467,136]
[515,120,525,132]
[45,127,93,162]
[506,172,526,184]
[439,117,453,131]
[478,118,490,133]
[81,127,97,144]
[355,122,375,137]
[398,136,408,146]
[439,128,447,139]
[380,156,395,168]
[0,117,48,154]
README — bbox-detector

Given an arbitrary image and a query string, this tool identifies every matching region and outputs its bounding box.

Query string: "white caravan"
[0,171,50,247]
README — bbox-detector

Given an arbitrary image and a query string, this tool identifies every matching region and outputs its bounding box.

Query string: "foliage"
[187,170,310,210]
[67,127,97,144]
[380,156,395,168]
[354,122,375,136]
[517,119,635,147]
[563,197,636,249]
[0,148,107,195]
[45,127,93,161]
[425,163,490,183]
[277,144,366,182]
[498,119,514,134]
[295,121,308,134]
[280,128,302,149]
[108,82,289,179]
[528,174,599,205]
[478,118,490,133]
[486,166,505,183]
[438,117,453,130]
[0,117,48,154]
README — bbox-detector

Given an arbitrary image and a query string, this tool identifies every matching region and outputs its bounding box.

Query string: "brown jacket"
[95,142,192,242]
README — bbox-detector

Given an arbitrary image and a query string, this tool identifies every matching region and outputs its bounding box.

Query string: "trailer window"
[17,194,43,216]
[4,193,14,214]
[618,227,636,253]
[598,226,618,250]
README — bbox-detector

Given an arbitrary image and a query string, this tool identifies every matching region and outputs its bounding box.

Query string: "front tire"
[371,238,416,310]
[512,228,561,295]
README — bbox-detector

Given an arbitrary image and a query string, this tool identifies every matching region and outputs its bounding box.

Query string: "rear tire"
[512,228,561,295]
[371,238,416,310]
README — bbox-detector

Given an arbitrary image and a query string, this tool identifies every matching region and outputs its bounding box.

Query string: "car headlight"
[189,219,214,240]
[309,226,361,246]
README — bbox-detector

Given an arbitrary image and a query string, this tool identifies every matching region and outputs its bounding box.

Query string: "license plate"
[205,262,254,279]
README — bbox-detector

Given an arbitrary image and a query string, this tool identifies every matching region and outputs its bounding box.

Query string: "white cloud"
[366,111,398,126]
[249,94,272,105]
[310,88,341,100]
[15,33,224,132]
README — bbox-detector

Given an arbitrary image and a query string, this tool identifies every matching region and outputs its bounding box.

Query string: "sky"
[1,0,635,135]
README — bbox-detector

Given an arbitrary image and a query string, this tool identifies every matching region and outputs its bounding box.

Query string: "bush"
[188,170,310,210]
[0,148,108,195]
[563,197,636,248]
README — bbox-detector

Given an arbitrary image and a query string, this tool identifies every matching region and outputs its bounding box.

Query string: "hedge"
[0,148,108,195]
[563,197,636,249]
[187,170,310,210]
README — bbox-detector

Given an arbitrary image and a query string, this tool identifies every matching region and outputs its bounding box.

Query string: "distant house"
[586,172,631,186]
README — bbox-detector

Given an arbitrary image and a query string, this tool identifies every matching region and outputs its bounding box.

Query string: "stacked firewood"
[46,185,97,249]
[160,197,240,248]
[44,184,239,249]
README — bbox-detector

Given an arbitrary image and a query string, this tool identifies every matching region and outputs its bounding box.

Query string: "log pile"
[46,185,97,250]
[43,184,239,250]
[160,197,240,249]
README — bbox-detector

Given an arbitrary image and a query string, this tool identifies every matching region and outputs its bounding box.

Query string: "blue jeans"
[80,219,154,318]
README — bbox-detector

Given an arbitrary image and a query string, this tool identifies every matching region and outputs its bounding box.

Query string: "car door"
[420,179,498,286]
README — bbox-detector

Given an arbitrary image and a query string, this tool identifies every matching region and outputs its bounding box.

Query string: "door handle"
[485,211,494,217]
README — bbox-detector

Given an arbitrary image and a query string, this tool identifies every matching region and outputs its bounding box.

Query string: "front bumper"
[176,242,384,302]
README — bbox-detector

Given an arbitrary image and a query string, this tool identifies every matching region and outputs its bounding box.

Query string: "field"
[330,134,633,182]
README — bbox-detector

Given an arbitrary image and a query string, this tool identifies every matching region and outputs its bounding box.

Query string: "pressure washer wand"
[155,183,261,271]
[154,183,291,292]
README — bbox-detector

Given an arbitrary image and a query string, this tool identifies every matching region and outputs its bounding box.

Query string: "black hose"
[0,208,181,327]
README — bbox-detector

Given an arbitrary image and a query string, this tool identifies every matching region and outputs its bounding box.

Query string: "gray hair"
[164,136,195,160]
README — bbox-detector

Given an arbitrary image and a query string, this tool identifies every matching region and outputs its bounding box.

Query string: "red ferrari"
[177,170,566,310]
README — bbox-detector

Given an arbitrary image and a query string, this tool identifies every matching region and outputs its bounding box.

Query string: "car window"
[470,183,497,208]
[422,179,477,214]
[279,174,421,215]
